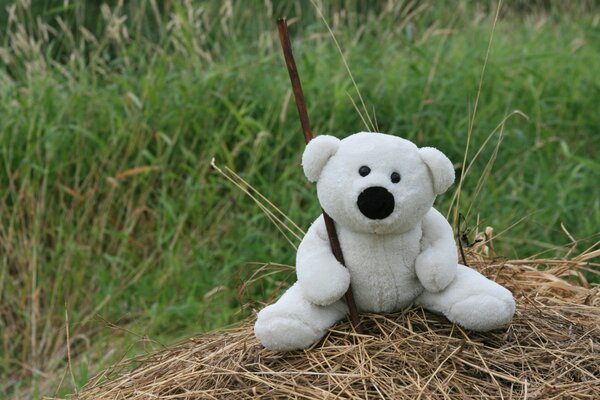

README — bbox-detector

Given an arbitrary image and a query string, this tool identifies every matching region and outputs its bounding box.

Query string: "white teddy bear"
[254,132,515,351]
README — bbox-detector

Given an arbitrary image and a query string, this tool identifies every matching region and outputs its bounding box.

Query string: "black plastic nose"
[357,186,395,220]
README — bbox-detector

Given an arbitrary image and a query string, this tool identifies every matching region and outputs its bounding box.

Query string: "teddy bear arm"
[296,216,351,306]
[416,208,458,292]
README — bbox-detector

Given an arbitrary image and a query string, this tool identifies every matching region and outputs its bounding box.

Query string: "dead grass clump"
[74,252,600,399]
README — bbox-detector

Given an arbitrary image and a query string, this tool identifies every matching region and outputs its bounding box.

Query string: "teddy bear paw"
[447,294,515,331]
[254,315,321,351]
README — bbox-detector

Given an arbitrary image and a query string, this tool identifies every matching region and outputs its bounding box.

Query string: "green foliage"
[0,0,598,397]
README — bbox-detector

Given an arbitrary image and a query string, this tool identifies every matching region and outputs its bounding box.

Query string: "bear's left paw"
[415,250,456,292]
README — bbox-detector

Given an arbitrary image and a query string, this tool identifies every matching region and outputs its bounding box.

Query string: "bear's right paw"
[299,264,350,306]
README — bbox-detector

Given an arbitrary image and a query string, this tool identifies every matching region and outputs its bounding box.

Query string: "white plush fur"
[302,135,340,183]
[418,147,456,195]
[254,132,515,351]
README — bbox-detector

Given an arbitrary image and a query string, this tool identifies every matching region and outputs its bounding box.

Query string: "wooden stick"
[277,18,362,333]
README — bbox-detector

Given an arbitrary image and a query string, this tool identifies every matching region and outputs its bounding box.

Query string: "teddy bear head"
[302,132,455,234]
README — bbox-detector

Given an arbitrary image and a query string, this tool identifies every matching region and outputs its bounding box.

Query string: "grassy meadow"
[0,0,599,398]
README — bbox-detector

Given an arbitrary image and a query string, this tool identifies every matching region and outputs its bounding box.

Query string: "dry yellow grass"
[71,246,600,399]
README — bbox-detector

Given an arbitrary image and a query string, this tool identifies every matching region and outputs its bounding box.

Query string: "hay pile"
[75,251,599,399]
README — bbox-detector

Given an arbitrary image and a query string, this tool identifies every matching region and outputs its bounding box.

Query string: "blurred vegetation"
[0,0,599,398]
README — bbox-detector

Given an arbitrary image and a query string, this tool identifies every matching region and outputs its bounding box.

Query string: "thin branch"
[277,18,362,333]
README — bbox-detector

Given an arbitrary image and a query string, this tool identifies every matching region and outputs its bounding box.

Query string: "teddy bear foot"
[417,264,515,332]
[254,315,321,351]
[447,294,515,331]
[253,282,347,351]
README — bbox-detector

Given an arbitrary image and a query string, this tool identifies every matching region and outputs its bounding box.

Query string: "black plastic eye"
[358,166,371,177]
[391,172,401,183]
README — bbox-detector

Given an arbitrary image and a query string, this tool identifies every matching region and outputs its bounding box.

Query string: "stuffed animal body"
[254,132,515,351]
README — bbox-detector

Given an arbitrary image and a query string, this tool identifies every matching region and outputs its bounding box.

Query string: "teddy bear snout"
[357,186,395,220]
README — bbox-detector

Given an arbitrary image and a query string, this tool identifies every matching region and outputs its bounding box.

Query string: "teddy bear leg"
[254,282,348,351]
[416,264,515,331]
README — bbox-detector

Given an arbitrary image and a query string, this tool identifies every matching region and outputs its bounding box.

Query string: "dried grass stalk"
[73,252,599,399]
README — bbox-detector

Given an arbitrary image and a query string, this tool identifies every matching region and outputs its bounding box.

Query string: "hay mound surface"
[77,255,600,399]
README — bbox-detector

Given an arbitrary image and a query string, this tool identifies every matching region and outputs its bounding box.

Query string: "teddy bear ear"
[302,135,340,182]
[418,147,455,194]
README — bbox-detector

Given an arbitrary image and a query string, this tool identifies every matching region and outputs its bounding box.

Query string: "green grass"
[0,1,599,398]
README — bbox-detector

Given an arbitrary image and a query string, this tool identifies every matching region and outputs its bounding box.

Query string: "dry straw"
[73,244,599,399]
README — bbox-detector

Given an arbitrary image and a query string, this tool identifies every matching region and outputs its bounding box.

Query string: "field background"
[1,0,599,398]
